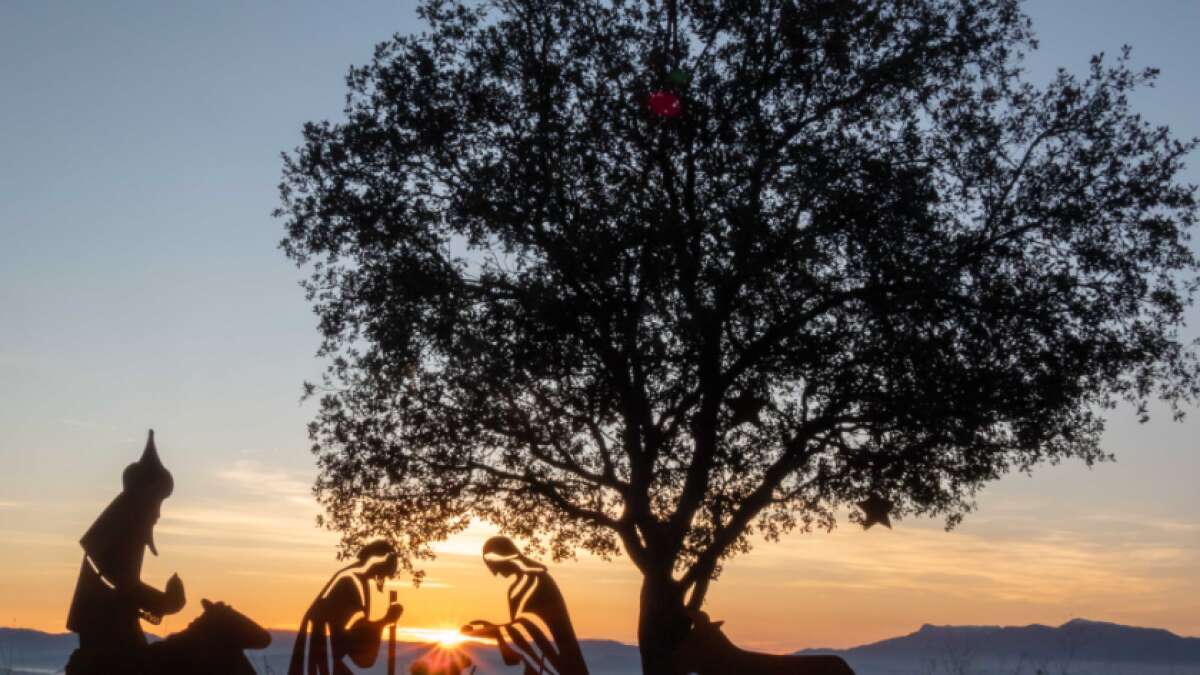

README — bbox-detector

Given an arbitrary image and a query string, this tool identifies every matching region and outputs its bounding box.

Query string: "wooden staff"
[388,589,398,675]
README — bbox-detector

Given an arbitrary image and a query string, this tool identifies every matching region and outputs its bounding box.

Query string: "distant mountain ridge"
[798,618,1200,665]
[0,627,643,675]
[4,618,1198,674]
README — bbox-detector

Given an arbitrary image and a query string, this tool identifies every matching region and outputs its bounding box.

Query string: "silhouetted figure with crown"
[65,430,186,675]
[288,539,404,675]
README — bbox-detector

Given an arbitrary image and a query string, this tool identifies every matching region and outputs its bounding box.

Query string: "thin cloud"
[157,504,333,557]
[217,459,314,506]
[734,521,1198,609]
[229,570,329,583]
[56,418,121,432]
[1080,512,1200,533]
[0,530,78,548]
[388,578,453,590]
[164,506,317,531]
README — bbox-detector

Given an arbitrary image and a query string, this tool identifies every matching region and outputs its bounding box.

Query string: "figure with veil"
[288,539,404,675]
[460,536,588,675]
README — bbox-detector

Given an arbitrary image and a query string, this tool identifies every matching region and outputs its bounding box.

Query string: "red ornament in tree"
[648,90,682,117]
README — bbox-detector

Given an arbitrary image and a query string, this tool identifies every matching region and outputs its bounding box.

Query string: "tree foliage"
[278,0,1197,659]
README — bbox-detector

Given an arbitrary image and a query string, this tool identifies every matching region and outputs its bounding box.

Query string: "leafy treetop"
[278,0,1198,626]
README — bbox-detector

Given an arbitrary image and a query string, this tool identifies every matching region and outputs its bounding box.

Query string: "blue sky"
[1,0,1198,649]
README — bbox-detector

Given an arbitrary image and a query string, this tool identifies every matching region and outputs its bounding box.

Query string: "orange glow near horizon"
[3,0,1199,664]
[397,626,494,647]
[6,503,1197,654]
[3,448,1198,653]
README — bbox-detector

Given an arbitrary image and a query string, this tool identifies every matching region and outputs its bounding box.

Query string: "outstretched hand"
[460,620,497,638]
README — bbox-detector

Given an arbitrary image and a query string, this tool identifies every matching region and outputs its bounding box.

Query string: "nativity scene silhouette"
[460,536,589,675]
[144,599,271,675]
[670,610,854,675]
[65,431,272,675]
[63,431,854,674]
[288,539,404,675]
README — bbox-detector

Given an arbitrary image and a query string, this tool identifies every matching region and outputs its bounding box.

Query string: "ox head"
[683,608,728,641]
[670,609,734,674]
[198,598,272,650]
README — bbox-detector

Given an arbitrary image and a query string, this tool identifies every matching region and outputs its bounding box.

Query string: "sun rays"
[398,626,494,647]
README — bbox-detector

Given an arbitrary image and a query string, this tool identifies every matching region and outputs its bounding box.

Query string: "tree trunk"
[637,571,691,675]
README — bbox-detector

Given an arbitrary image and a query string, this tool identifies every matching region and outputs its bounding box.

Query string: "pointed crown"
[122,429,174,499]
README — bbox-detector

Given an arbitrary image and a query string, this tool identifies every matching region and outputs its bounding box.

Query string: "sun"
[398,626,490,647]
[429,629,469,647]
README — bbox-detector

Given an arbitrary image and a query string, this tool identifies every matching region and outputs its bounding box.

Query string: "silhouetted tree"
[277,0,1199,671]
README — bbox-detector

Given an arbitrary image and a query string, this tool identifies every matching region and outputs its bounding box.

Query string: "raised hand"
[163,573,186,614]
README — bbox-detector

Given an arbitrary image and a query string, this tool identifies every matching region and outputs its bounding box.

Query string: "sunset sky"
[1,0,1198,654]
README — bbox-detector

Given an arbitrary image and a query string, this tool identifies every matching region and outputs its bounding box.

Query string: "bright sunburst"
[398,626,490,647]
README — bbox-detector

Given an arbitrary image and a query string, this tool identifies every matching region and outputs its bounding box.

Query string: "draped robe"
[491,571,588,675]
[65,493,178,674]
[288,571,384,675]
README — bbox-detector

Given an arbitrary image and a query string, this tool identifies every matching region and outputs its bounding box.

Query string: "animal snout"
[247,625,272,649]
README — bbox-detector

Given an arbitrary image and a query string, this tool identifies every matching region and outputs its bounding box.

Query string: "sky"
[1,0,1198,654]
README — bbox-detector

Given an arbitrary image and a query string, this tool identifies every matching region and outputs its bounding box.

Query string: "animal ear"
[201,599,212,610]
[713,621,725,629]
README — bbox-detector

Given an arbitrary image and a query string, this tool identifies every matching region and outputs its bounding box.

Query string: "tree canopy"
[278,0,1198,667]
